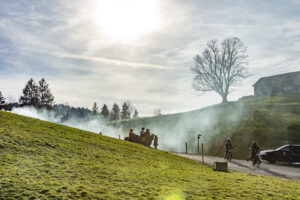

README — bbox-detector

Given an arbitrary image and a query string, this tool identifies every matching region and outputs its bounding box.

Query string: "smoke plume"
[11,106,122,139]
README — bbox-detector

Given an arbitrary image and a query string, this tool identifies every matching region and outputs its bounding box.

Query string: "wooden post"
[197,134,201,155]
[202,143,204,163]
[218,140,220,152]
[186,142,188,154]
[197,137,200,155]
[119,134,120,139]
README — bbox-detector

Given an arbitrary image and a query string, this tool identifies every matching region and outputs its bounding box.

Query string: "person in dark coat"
[250,141,261,159]
[224,138,233,159]
[144,129,150,136]
[154,135,158,149]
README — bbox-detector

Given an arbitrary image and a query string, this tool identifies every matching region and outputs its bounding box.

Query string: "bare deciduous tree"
[7,96,16,104]
[153,109,162,116]
[133,109,139,118]
[191,37,250,103]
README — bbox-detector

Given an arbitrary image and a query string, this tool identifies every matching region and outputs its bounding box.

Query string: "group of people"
[128,128,158,149]
[224,138,261,166]
[129,127,151,138]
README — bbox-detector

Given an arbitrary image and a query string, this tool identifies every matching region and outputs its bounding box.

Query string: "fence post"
[202,143,204,163]
[186,142,188,154]
[218,140,220,153]
[197,134,202,155]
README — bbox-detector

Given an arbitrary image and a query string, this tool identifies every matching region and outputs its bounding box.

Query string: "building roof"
[253,71,300,87]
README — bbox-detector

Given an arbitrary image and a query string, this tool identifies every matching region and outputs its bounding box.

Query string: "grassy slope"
[111,95,300,158]
[0,111,300,200]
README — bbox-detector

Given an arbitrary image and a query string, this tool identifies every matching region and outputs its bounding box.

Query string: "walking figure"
[154,135,158,149]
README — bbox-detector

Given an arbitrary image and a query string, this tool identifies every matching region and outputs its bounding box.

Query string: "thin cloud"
[41,50,178,70]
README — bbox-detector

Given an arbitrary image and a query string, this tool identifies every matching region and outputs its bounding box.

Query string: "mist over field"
[112,103,246,154]
[11,106,121,139]
[111,95,300,158]
[11,106,199,152]
[10,105,227,153]
[10,94,300,158]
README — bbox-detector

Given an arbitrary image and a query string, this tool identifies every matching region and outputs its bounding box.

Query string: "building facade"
[253,71,300,96]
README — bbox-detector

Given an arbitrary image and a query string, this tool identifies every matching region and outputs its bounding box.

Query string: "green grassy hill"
[0,111,300,199]
[111,94,300,159]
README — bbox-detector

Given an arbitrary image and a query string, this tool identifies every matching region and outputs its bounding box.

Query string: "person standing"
[145,129,150,137]
[224,138,233,160]
[140,128,145,137]
[247,141,262,167]
[250,141,261,160]
[129,129,134,138]
[154,135,158,149]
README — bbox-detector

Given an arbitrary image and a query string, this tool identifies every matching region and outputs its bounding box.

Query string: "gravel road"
[174,153,300,180]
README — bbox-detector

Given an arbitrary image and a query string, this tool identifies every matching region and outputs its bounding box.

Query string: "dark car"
[259,145,300,164]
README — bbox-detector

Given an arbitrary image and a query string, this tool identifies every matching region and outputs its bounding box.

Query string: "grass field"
[111,95,300,158]
[0,111,300,199]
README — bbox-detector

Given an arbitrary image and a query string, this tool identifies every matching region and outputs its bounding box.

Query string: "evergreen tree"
[92,102,99,115]
[133,109,138,118]
[109,103,120,121]
[0,92,5,105]
[38,78,54,108]
[19,78,39,106]
[100,104,109,119]
[121,102,131,119]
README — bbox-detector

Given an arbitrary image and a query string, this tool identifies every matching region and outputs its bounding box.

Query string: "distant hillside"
[111,94,300,159]
[1,111,300,199]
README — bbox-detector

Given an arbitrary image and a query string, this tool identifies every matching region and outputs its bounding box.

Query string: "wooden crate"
[213,161,228,172]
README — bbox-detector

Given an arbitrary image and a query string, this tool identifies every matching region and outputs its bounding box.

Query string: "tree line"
[92,101,139,121]
[0,78,139,121]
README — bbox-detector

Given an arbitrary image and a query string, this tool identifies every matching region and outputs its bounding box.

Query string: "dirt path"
[174,153,300,180]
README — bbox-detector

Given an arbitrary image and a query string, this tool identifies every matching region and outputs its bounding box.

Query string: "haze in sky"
[0,0,300,116]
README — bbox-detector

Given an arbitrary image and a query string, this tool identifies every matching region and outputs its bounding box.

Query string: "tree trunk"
[222,94,228,103]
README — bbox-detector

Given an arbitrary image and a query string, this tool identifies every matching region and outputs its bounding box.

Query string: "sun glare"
[91,0,160,41]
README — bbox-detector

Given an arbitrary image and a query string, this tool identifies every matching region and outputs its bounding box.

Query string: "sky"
[0,0,300,116]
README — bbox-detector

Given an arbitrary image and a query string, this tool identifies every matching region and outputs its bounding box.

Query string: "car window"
[281,146,290,151]
[293,146,300,153]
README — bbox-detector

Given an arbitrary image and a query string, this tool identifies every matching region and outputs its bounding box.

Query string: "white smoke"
[112,103,249,154]
[11,106,123,139]
[10,106,207,152]
[10,103,247,154]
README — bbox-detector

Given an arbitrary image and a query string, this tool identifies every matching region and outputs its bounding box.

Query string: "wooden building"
[253,71,300,96]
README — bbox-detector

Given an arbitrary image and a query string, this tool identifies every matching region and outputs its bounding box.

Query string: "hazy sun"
[91,0,160,41]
